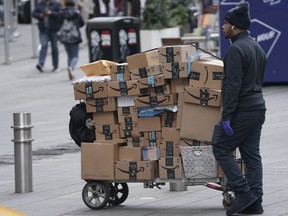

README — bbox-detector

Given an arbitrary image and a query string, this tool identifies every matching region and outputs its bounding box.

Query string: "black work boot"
[240,198,264,214]
[226,191,257,216]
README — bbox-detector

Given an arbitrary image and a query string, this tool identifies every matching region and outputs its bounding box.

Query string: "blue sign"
[219,0,288,83]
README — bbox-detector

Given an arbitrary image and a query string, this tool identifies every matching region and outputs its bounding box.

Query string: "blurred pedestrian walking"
[32,0,63,73]
[58,0,84,80]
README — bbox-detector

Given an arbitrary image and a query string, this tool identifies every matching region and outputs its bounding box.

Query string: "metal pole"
[169,182,187,191]
[3,0,12,64]
[30,0,38,57]
[11,112,34,193]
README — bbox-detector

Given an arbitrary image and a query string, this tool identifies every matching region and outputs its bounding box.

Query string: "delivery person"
[211,1,267,215]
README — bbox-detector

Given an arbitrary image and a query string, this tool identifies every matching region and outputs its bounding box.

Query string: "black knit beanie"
[224,2,251,30]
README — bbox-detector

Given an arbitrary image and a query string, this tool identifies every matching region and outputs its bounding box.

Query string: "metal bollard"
[169,182,187,191]
[11,112,34,193]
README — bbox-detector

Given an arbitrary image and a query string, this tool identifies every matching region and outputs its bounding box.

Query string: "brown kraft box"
[126,50,159,71]
[119,146,142,161]
[159,141,180,157]
[74,82,108,100]
[110,63,131,81]
[86,97,117,113]
[95,124,120,141]
[180,103,221,143]
[189,59,224,90]
[161,62,189,79]
[81,142,121,180]
[115,160,158,180]
[183,86,222,107]
[117,106,138,123]
[135,94,177,107]
[130,64,162,80]
[158,45,196,63]
[138,74,167,89]
[107,80,140,97]
[159,157,182,179]
[93,111,118,125]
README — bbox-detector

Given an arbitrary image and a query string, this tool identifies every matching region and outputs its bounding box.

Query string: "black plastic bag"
[69,102,95,147]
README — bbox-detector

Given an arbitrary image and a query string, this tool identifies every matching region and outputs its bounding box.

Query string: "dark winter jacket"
[32,0,62,33]
[221,31,267,121]
[58,7,85,43]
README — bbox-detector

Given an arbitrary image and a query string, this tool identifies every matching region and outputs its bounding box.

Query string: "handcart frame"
[81,175,235,210]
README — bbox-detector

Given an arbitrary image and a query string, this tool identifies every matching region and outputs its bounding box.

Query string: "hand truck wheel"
[82,180,110,210]
[222,191,235,209]
[109,183,129,205]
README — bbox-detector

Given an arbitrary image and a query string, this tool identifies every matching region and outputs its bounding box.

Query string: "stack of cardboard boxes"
[73,44,224,181]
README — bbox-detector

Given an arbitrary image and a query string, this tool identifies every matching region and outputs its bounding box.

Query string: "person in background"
[211,2,267,216]
[77,0,89,44]
[77,0,89,23]
[32,0,62,73]
[59,0,84,80]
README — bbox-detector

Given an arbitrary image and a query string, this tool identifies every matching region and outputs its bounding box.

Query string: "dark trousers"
[212,110,266,198]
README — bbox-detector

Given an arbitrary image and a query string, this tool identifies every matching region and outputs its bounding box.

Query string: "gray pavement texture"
[1,24,288,216]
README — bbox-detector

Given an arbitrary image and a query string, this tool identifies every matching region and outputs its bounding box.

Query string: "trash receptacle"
[86,16,141,63]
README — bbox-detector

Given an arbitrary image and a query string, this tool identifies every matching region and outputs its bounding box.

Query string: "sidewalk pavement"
[1,24,288,216]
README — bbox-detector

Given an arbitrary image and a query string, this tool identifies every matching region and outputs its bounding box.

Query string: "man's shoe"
[67,68,74,80]
[240,199,264,214]
[36,64,43,72]
[52,68,60,72]
[226,191,257,216]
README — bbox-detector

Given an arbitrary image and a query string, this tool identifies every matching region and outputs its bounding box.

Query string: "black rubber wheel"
[82,181,110,210]
[109,183,129,205]
[222,193,234,209]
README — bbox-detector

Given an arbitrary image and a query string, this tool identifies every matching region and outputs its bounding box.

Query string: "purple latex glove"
[221,120,234,136]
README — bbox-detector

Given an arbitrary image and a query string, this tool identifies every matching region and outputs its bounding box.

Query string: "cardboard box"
[161,127,180,142]
[117,106,138,123]
[159,141,180,157]
[161,62,189,79]
[80,60,118,76]
[180,103,221,143]
[176,92,184,129]
[184,86,222,107]
[138,74,167,89]
[119,146,142,161]
[180,145,218,179]
[110,63,131,81]
[147,84,171,96]
[130,64,162,80]
[142,147,160,160]
[189,59,224,89]
[73,82,107,100]
[127,136,142,147]
[95,124,120,141]
[126,50,159,71]
[138,117,161,132]
[86,97,117,113]
[139,131,161,147]
[159,157,182,179]
[107,80,140,97]
[115,160,158,180]
[117,96,136,107]
[135,94,177,107]
[82,139,127,145]
[119,121,139,138]
[158,45,196,63]
[81,142,120,180]
[93,111,118,125]
[161,111,177,127]
[170,78,189,94]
